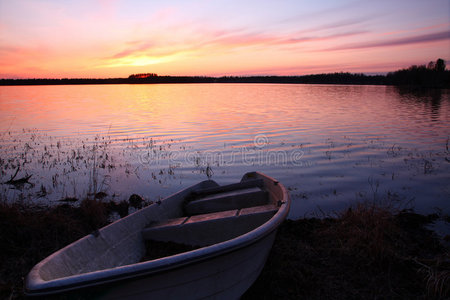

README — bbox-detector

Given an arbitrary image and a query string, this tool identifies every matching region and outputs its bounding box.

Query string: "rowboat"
[25,172,290,299]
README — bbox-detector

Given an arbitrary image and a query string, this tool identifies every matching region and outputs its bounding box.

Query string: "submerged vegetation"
[0,130,189,206]
[1,125,449,210]
[0,200,448,299]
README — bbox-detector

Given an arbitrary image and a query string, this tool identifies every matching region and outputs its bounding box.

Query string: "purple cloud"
[287,30,368,44]
[295,17,372,35]
[327,30,450,51]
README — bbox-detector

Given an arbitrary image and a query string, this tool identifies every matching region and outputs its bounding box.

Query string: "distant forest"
[1,59,448,88]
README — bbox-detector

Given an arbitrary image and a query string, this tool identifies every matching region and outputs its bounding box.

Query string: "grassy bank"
[0,199,112,299]
[244,204,449,299]
[1,201,448,299]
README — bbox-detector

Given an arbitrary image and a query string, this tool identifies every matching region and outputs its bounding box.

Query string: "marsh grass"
[1,130,449,210]
[0,130,184,205]
[1,130,449,298]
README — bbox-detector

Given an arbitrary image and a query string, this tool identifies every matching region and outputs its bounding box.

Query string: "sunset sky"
[0,0,449,78]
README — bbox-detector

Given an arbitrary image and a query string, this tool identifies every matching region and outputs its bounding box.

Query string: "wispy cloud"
[110,42,156,59]
[285,30,368,45]
[326,30,450,51]
[98,55,178,68]
[2,0,448,77]
[295,17,371,35]
[104,25,368,68]
[279,0,363,26]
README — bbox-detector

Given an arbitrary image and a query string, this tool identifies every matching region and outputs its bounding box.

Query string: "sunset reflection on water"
[0,84,449,217]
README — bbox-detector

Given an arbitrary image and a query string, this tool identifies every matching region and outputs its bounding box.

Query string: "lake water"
[0,84,449,218]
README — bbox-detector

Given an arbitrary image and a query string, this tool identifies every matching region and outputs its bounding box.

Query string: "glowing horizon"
[0,0,449,79]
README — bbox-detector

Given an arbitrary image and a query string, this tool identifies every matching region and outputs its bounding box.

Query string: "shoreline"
[1,200,448,299]
[0,74,388,86]
[1,64,448,88]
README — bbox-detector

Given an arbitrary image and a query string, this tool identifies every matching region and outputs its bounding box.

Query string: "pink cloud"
[189,27,368,53]
[103,24,371,71]
[111,42,156,59]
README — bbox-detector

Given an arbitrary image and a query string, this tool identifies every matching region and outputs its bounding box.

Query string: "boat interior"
[142,178,279,247]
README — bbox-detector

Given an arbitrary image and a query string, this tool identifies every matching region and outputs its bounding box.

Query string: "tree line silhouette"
[385,58,448,88]
[128,73,158,79]
[1,59,448,87]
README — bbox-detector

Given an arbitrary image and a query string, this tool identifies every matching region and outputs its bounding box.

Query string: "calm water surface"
[0,84,449,218]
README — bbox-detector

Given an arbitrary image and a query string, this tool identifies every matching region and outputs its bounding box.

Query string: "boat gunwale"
[25,172,290,296]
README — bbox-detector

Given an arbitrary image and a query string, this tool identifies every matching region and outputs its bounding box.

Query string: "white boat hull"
[99,230,276,299]
[25,172,290,299]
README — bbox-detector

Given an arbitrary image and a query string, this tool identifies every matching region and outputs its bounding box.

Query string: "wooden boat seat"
[190,178,264,197]
[185,184,268,216]
[142,204,278,246]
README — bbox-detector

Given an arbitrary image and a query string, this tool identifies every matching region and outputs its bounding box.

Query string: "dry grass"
[244,202,449,299]
[0,200,110,299]
[0,201,448,299]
